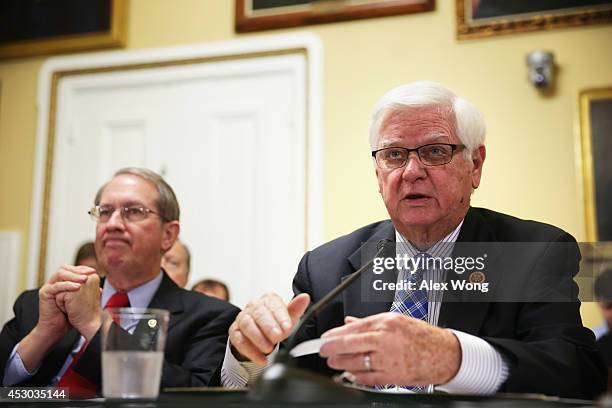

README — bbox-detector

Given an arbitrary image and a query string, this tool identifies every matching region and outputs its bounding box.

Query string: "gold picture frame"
[579,87,612,242]
[0,0,128,59]
[456,0,612,40]
[235,0,435,33]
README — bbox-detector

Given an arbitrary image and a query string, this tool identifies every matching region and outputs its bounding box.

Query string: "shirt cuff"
[436,330,509,395]
[220,340,278,389]
[2,343,38,386]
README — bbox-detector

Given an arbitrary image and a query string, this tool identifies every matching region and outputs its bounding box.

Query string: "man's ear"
[470,145,486,189]
[161,221,180,253]
[375,167,383,194]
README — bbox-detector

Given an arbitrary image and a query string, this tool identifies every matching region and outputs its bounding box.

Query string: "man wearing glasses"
[222,81,606,398]
[0,168,239,396]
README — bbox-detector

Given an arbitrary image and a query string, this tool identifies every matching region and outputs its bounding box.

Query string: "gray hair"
[369,81,486,158]
[94,167,180,222]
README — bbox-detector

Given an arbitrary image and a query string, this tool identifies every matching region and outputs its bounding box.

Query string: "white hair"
[368,81,486,158]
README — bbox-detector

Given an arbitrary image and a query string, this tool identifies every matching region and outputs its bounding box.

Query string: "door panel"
[45,53,314,307]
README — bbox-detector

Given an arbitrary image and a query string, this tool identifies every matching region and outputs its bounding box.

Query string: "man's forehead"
[168,242,186,257]
[379,107,457,145]
[98,174,158,204]
[379,134,451,148]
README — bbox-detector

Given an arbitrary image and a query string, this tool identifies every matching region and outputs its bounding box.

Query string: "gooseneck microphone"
[249,239,391,402]
[282,238,392,354]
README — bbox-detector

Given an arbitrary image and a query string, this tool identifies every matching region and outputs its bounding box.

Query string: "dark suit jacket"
[289,207,606,399]
[0,272,239,392]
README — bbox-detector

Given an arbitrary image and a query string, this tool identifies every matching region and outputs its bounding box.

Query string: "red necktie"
[58,292,130,398]
[104,292,130,324]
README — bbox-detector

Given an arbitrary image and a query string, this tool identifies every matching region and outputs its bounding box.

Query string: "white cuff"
[220,340,278,389]
[2,343,38,386]
[436,330,509,395]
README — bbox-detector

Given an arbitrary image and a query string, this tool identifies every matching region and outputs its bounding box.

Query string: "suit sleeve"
[159,305,239,387]
[290,251,318,346]
[0,291,29,384]
[485,234,607,399]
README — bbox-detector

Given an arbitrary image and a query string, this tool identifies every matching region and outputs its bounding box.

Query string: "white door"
[31,36,323,308]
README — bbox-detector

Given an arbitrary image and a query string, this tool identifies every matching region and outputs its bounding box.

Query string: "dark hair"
[192,278,230,301]
[594,267,612,302]
[74,241,96,265]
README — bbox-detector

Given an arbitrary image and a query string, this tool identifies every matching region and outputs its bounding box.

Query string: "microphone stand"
[248,240,391,402]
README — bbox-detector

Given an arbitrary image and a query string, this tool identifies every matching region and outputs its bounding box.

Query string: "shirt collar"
[395,220,464,259]
[101,270,164,308]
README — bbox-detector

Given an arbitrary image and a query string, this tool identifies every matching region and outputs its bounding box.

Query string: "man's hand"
[319,313,461,386]
[39,265,96,339]
[16,265,95,372]
[62,273,102,341]
[54,266,97,314]
[228,293,310,365]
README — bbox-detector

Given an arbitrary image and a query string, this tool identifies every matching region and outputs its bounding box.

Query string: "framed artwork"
[235,0,435,32]
[456,0,612,39]
[0,0,127,59]
[579,87,612,242]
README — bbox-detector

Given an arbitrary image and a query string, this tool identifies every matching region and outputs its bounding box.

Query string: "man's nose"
[402,151,426,180]
[105,209,126,230]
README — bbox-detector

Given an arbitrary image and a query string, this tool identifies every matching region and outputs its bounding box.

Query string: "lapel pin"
[148,319,157,328]
[469,271,486,283]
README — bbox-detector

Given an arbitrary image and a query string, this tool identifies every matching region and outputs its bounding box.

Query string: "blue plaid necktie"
[379,252,430,392]
[390,252,429,321]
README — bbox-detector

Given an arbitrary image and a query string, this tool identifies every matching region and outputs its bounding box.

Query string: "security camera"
[526,50,555,90]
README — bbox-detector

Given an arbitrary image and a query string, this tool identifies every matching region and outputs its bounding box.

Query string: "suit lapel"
[438,208,502,334]
[342,221,397,318]
[146,272,184,330]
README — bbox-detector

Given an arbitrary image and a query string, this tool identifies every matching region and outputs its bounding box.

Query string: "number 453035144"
[1,387,68,400]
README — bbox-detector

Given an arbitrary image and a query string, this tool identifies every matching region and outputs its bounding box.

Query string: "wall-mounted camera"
[526,50,555,91]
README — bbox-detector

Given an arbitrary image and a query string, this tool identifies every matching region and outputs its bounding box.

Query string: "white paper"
[289,338,328,357]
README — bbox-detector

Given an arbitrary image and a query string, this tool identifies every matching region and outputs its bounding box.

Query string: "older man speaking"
[222,81,605,399]
[0,168,238,397]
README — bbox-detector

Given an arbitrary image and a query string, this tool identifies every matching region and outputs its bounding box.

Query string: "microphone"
[283,238,392,353]
[248,239,392,403]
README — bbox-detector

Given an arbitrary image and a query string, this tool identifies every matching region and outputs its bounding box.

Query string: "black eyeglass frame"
[371,143,466,168]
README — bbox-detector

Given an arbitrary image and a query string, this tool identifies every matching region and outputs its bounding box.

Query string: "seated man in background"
[0,168,239,397]
[162,239,191,288]
[73,241,104,278]
[222,81,606,399]
[193,279,230,302]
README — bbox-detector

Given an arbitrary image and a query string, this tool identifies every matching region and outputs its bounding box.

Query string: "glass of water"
[101,308,169,399]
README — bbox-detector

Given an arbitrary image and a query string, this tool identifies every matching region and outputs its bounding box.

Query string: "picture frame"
[235,0,435,33]
[456,0,612,40]
[579,87,612,242]
[0,0,127,59]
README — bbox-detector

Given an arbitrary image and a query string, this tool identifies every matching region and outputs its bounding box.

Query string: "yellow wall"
[0,0,610,326]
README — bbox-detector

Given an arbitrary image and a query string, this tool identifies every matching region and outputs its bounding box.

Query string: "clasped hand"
[38,265,101,341]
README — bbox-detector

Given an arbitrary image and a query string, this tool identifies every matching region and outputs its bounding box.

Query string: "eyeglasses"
[371,143,465,170]
[88,205,164,223]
